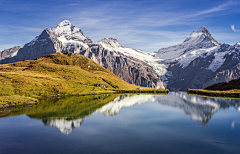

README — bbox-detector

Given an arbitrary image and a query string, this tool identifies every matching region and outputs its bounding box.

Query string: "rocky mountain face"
[77,41,164,88]
[1,21,239,90]
[166,43,240,91]
[0,46,21,61]
[155,27,240,91]
[0,20,164,89]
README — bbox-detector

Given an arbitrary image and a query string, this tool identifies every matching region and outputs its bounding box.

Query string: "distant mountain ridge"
[1,20,239,90]
[0,46,21,61]
[156,26,240,91]
[0,20,165,89]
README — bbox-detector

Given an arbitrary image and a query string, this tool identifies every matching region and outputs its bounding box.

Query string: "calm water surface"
[0,92,240,154]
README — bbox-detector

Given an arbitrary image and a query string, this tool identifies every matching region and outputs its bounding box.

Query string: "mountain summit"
[155,27,240,91]
[183,26,219,46]
[1,22,239,91]
[98,38,122,48]
[0,20,165,89]
[155,26,221,63]
[50,20,90,45]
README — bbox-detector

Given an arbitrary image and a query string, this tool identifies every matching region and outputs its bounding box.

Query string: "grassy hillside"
[0,52,138,98]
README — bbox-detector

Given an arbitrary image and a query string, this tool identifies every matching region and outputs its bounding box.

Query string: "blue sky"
[0,0,240,52]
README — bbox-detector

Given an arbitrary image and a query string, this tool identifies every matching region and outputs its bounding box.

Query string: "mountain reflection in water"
[1,92,239,135]
[155,92,240,125]
[42,118,84,135]
[38,92,240,134]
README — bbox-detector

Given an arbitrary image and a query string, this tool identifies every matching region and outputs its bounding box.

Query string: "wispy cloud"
[60,1,239,52]
[231,24,240,32]
[193,1,235,16]
[1,0,239,51]
[68,3,79,6]
[185,32,203,38]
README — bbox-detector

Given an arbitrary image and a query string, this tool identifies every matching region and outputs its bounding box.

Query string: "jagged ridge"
[0,20,165,89]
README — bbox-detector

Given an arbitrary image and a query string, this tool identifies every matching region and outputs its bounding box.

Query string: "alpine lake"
[0,92,240,154]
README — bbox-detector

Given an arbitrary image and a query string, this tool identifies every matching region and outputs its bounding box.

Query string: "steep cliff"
[0,20,164,89]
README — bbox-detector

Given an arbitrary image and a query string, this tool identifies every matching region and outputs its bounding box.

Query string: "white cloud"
[193,1,235,16]
[1,1,239,52]
[59,1,240,52]
[185,32,203,38]
[231,24,240,32]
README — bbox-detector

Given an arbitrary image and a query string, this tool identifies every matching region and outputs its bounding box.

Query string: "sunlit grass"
[0,52,167,109]
[0,52,138,98]
[188,89,240,98]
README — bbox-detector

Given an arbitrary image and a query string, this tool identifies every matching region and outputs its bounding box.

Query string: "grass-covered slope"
[0,52,138,99]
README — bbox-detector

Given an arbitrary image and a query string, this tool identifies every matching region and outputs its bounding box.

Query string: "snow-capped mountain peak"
[197,26,207,33]
[156,26,220,61]
[57,20,72,27]
[49,20,90,48]
[183,26,219,46]
[197,26,204,32]
[98,38,122,48]
[53,20,83,38]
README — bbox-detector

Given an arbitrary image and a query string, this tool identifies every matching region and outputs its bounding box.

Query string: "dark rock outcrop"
[205,77,240,91]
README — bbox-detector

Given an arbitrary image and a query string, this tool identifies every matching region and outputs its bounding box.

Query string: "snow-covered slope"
[26,20,91,51]
[0,20,165,89]
[98,38,152,60]
[156,26,220,60]
[153,27,240,90]
[155,26,221,68]
[50,20,90,49]
[1,21,239,90]
[98,38,168,76]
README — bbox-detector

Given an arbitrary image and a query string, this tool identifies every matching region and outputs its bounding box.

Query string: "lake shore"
[0,89,168,110]
[187,89,240,98]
